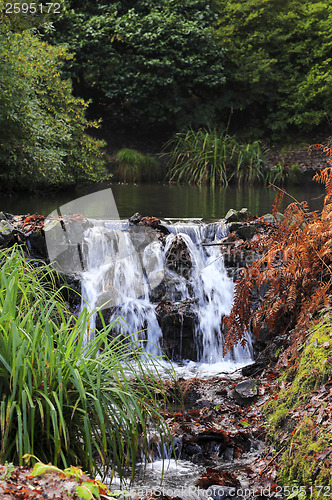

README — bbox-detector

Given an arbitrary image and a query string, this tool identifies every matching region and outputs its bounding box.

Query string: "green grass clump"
[164,128,266,186]
[265,315,332,494]
[267,162,301,185]
[0,246,172,479]
[115,148,161,182]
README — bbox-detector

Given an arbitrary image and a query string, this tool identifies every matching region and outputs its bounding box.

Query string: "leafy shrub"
[0,20,108,191]
[288,164,301,184]
[0,246,172,478]
[266,162,288,185]
[164,128,266,186]
[115,148,161,182]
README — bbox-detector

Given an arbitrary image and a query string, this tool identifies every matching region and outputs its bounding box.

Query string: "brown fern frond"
[286,282,298,311]
[265,300,283,329]
[252,310,264,337]
[223,274,253,354]
[272,189,285,216]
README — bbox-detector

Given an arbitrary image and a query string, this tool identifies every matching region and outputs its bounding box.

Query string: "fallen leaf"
[32,462,64,477]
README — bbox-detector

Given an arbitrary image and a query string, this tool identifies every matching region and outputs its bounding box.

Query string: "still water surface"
[2,182,325,219]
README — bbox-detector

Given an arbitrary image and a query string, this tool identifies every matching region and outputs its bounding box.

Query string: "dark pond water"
[1,181,325,219]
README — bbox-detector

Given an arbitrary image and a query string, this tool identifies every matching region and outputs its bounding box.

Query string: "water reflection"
[1,182,325,219]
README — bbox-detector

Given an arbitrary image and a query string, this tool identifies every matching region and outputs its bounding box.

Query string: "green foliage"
[48,0,225,128]
[164,128,266,186]
[267,162,301,185]
[288,164,301,184]
[214,0,332,137]
[0,245,172,478]
[0,461,15,480]
[0,10,108,190]
[28,459,120,499]
[115,148,161,182]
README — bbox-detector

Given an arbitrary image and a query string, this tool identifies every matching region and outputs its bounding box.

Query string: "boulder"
[0,216,15,247]
[128,212,143,225]
[224,208,251,223]
[128,212,170,235]
[232,379,259,405]
[149,274,193,303]
[56,273,82,312]
[241,361,265,377]
[165,235,192,278]
[26,230,48,260]
[228,222,256,240]
[262,212,284,223]
[156,298,199,361]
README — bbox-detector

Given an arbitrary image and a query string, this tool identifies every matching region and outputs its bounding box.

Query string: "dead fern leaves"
[224,145,332,356]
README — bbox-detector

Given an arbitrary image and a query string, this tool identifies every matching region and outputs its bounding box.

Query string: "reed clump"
[0,246,172,479]
[164,128,266,186]
[115,148,161,182]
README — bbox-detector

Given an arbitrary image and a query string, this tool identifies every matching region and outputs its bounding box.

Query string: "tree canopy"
[214,0,332,137]
[49,0,226,128]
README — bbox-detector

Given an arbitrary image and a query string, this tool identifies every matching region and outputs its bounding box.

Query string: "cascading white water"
[80,218,253,376]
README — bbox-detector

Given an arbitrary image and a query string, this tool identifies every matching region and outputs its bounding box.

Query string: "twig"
[253,447,285,477]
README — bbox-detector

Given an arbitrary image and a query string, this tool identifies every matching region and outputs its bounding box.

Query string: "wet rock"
[26,230,48,259]
[228,222,256,241]
[191,452,205,465]
[129,212,170,235]
[242,362,265,377]
[95,307,114,332]
[232,379,259,405]
[222,446,234,461]
[149,274,193,303]
[225,208,251,223]
[56,273,82,311]
[254,333,289,366]
[128,224,159,253]
[222,247,253,268]
[185,443,203,456]
[129,212,143,225]
[165,235,192,278]
[156,299,199,361]
[0,214,15,246]
[262,212,284,223]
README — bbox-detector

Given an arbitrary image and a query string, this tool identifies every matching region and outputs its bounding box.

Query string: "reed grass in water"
[115,148,161,182]
[0,246,174,479]
[164,128,266,185]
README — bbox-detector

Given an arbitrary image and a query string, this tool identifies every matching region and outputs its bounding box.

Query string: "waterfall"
[80,218,253,374]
